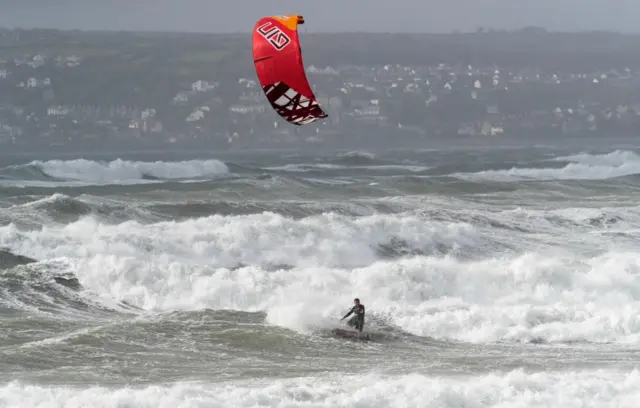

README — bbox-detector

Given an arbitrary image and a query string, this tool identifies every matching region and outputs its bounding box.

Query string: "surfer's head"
[354,298,360,305]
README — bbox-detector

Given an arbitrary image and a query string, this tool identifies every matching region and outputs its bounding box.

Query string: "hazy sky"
[0,0,638,33]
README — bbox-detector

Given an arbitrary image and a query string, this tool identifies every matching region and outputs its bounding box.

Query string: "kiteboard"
[331,328,371,341]
[252,15,328,126]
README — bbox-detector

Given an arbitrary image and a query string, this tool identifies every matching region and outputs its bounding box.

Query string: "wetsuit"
[342,304,365,332]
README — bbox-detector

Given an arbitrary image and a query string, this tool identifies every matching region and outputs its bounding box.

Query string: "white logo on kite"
[257,22,291,51]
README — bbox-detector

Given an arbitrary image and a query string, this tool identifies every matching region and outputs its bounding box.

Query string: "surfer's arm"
[341,308,354,320]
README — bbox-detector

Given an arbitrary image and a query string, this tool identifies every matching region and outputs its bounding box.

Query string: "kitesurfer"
[341,298,365,332]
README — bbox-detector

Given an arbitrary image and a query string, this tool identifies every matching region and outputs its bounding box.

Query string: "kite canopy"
[252,15,328,126]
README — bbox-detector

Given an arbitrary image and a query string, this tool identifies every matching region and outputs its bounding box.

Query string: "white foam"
[554,150,640,166]
[453,149,640,181]
[3,208,640,344]
[8,158,229,186]
[0,212,478,270]
[1,369,639,408]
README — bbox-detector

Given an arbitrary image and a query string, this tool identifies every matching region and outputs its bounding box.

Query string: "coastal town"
[2,27,640,150]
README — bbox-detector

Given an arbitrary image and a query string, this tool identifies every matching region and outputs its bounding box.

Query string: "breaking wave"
[2,200,640,344]
[452,149,640,181]
[0,158,229,187]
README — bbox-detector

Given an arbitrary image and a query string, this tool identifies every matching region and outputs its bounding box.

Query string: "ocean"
[1,141,640,407]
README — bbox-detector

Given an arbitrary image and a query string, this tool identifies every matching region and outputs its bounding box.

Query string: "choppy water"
[2,142,640,407]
